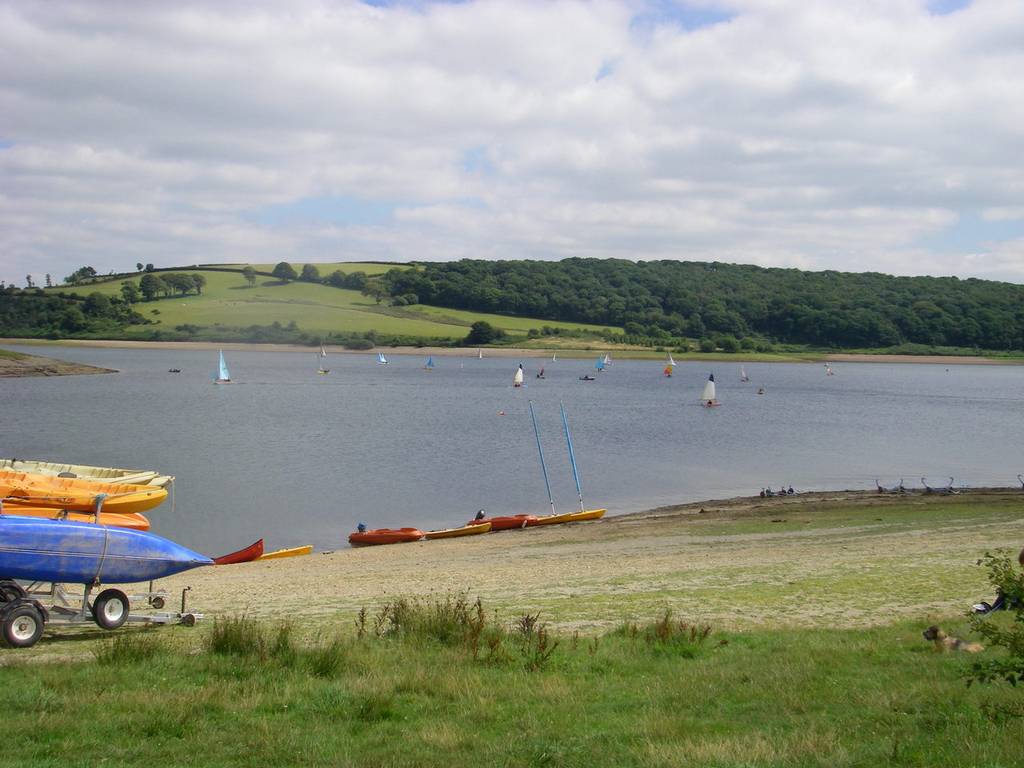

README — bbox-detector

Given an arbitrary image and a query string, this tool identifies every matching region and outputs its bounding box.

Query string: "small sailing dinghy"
[595,356,606,373]
[664,363,673,377]
[513,364,525,388]
[740,365,749,382]
[478,348,483,359]
[552,353,557,362]
[317,345,330,375]
[214,350,232,384]
[825,363,835,376]
[667,352,677,366]
[424,356,435,371]
[376,352,389,365]
[536,366,545,379]
[700,373,721,407]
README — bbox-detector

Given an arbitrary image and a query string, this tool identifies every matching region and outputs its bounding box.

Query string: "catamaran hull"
[0,516,211,584]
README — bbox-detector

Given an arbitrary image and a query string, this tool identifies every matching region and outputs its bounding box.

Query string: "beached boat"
[213,538,264,565]
[214,350,232,384]
[0,503,151,530]
[423,522,492,540]
[348,528,424,547]
[257,544,313,560]
[467,515,537,531]
[0,471,168,515]
[0,459,173,488]
[0,515,211,584]
[700,373,721,407]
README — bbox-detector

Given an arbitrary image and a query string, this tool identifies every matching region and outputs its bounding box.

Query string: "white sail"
[478,349,483,359]
[319,345,327,358]
[215,350,231,383]
[740,365,748,381]
[700,373,717,403]
[667,353,677,366]
[513,366,524,387]
[377,352,388,365]
[552,353,557,362]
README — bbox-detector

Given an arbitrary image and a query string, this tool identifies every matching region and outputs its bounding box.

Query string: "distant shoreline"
[1,337,1020,365]
[0,349,116,378]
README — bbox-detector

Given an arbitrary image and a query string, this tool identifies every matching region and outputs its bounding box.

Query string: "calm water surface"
[2,345,1022,554]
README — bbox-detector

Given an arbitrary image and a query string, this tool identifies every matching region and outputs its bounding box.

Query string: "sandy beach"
[150,489,1023,634]
[0,349,115,377]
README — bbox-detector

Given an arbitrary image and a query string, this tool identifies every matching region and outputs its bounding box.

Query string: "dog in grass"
[922,625,984,653]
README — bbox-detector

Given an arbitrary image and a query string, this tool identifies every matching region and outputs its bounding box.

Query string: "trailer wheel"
[93,589,129,630]
[2,603,44,648]
[0,580,26,603]
[150,596,165,610]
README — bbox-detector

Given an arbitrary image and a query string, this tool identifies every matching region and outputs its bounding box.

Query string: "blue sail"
[425,356,434,369]
[595,356,605,371]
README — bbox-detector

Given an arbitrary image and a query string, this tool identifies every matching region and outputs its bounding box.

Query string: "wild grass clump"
[372,594,486,648]
[305,637,350,679]
[616,609,714,657]
[94,631,166,665]
[205,615,295,661]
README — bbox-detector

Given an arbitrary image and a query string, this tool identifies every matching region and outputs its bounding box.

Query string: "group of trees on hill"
[367,259,1024,350]
[122,273,207,302]
[0,287,145,337]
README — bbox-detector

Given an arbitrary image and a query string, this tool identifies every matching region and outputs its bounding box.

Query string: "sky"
[2,0,1023,287]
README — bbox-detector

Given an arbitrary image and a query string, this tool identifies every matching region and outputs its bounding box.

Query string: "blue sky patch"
[631,1,735,34]
[926,0,971,16]
[917,211,1024,253]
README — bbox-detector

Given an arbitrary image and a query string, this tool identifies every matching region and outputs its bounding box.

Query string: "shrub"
[968,551,1024,686]
[94,631,166,665]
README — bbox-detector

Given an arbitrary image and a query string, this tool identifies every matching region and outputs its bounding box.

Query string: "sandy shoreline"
[2,337,1019,365]
[0,350,115,377]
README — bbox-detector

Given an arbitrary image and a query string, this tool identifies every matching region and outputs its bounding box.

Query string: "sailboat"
[825,363,835,376]
[595,356,606,373]
[559,402,605,521]
[376,352,389,365]
[552,353,557,362]
[478,348,483,359]
[740,365,749,382]
[536,366,545,379]
[317,345,330,375]
[667,352,677,366]
[700,373,720,407]
[424,356,435,371]
[663,364,673,378]
[603,353,612,366]
[213,350,232,384]
[513,364,525,388]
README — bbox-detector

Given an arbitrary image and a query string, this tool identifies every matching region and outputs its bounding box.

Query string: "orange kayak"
[0,470,168,515]
[467,515,537,531]
[0,503,151,530]
[213,538,264,565]
[348,528,424,546]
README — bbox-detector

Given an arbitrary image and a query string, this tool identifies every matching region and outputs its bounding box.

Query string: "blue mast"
[560,401,585,512]
[528,401,556,516]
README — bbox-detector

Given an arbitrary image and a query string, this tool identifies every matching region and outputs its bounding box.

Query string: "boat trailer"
[0,579,203,649]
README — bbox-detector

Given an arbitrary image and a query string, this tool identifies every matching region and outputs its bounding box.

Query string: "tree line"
[368,259,1024,350]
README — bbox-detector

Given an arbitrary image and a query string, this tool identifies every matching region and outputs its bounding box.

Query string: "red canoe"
[213,538,264,565]
[467,515,538,531]
[348,527,424,547]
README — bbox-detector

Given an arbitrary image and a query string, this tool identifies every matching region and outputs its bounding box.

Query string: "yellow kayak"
[0,459,174,488]
[0,503,151,530]
[257,545,313,560]
[424,522,492,539]
[528,508,607,526]
[0,470,168,515]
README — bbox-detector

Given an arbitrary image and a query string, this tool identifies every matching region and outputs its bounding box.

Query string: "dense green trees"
[465,321,504,345]
[300,264,320,282]
[0,288,144,337]
[379,259,1024,350]
[272,262,298,282]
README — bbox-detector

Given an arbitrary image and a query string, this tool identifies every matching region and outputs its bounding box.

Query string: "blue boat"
[0,515,212,584]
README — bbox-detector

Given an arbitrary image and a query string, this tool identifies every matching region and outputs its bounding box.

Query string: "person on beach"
[357,522,367,533]
[474,509,486,521]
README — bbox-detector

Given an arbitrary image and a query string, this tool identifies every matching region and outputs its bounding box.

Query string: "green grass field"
[54,266,615,340]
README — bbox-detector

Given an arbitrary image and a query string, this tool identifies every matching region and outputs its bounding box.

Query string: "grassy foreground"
[1,604,1022,767]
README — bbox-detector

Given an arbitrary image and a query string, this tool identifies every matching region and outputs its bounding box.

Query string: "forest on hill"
[379,259,1024,350]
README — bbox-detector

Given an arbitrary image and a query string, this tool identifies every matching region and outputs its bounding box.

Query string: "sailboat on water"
[536,366,545,379]
[700,373,720,407]
[424,356,435,371]
[740,365,749,382]
[317,345,330,375]
[664,364,673,378]
[213,350,232,384]
[513,364,525,388]
[603,353,612,366]
[825,363,835,376]
[478,349,483,359]
[595,356,606,373]
[667,352,677,366]
[376,352,389,365]
[551,353,557,362]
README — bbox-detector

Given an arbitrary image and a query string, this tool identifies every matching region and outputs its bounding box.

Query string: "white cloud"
[1,0,1023,287]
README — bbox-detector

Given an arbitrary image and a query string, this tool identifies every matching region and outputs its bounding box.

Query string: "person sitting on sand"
[475,509,486,521]
[357,522,367,533]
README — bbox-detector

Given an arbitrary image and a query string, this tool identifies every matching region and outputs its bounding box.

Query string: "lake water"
[2,344,1022,555]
